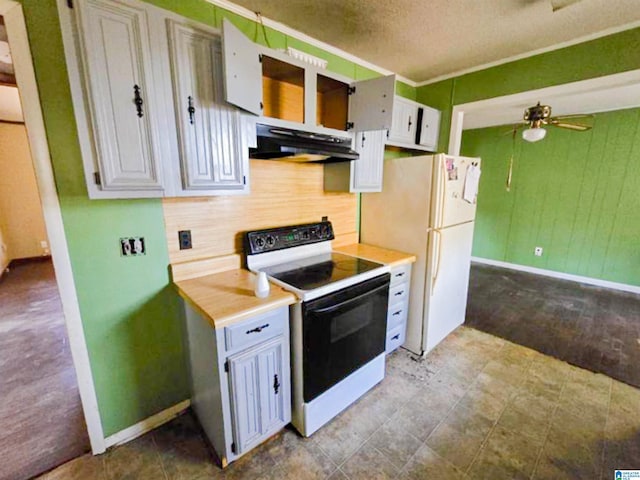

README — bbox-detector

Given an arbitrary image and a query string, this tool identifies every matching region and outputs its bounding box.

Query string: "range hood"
[250,124,358,163]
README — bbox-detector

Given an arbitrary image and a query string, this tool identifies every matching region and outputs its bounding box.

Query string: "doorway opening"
[0,14,90,480]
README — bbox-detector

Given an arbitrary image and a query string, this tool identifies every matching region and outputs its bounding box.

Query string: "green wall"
[416,27,640,152]
[462,108,640,286]
[20,0,415,437]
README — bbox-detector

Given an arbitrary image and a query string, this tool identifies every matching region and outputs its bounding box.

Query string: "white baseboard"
[104,399,191,449]
[471,257,640,295]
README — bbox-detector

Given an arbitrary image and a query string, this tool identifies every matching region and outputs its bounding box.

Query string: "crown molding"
[205,0,418,87]
[416,20,640,87]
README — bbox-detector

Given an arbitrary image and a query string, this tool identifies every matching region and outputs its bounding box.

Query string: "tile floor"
[37,326,640,480]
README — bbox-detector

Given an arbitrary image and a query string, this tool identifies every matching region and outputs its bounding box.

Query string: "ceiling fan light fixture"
[522,127,547,143]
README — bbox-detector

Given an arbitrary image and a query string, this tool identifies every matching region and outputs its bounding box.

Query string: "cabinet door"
[388,97,418,144]
[222,19,263,116]
[348,75,395,132]
[351,130,385,192]
[75,0,164,192]
[228,346,263,454]
[228,335,289,455]
[417,106,441,151]
[257,338,287,434]
[167,20,247,192]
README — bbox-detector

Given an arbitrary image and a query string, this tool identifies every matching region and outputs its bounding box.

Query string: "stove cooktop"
[261,252,384,291]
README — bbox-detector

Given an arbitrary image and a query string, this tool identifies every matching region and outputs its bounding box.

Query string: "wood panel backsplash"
[162,159,358,264]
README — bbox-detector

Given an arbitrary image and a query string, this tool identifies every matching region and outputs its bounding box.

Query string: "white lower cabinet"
[228,335,287,455]
[183,303,290,466]
[386,263,412,353]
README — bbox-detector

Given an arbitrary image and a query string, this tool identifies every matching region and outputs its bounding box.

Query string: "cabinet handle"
[273,374,280,395]
[392,334,400,340]
[133,85,144,118]
[361,134,366,148]
[245,323,269,334]
[407,115,412,132]
[393,310,402,316]
[395,272,405,278]
[394,290,404,296]
[187,96,195,124]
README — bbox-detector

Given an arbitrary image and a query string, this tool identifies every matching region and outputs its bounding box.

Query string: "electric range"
[244,221,391,436]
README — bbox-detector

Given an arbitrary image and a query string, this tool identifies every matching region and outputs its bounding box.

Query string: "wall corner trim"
[471,257,640,295]
[103,399,191,449]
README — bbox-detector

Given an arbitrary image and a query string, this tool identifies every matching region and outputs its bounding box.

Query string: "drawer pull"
[246,323,269,334]
[394,291,404,296]
[395,272,405,278]
[392,334,400,340]
[392,310,402,316]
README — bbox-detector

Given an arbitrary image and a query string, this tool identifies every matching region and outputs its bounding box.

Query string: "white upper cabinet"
[347,75,395,132]
[74,0,165,194]
[351,130,386,192]
[416,105,441,151]
[167,20,248,194]
[387,96,441,152]
[221,19,263,116]
[221,19,395,136]
[388,96,418,145]
[324,129,386,193]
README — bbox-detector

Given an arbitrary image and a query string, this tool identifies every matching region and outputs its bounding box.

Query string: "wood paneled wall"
[162,159,358,264]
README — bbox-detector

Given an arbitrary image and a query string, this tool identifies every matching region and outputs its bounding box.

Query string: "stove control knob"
[302,231,309,240]
[255,237,265,248]
[266,235,275,247]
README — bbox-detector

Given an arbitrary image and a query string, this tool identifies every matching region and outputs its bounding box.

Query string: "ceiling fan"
[503,102,594,191]
[514,102,594,143]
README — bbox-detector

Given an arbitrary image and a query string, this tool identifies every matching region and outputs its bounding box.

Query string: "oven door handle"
[310,283,389,315]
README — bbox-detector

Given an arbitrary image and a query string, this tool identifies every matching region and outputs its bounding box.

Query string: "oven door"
[302,273,390,402]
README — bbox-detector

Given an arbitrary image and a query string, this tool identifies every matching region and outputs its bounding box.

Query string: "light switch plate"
[120,237,145,256]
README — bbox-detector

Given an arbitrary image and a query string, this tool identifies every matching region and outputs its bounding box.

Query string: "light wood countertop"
[175,269,297,330]
[334,243,416,267]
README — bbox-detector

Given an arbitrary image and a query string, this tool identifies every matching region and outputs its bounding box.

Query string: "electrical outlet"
[534,246,543,257]
[178,230,192,250]
[120,237,145,256]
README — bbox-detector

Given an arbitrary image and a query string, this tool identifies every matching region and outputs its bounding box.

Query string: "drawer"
[389,282,409,303]
[390,264,411,286]
[386,324,405,354]
[387,301,408,331]
[224,307,286,353]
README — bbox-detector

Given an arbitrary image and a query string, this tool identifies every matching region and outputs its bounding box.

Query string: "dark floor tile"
[398,444,467,480]
[366,419,422,470]
[340,444,398,480]
[103,436,166,480]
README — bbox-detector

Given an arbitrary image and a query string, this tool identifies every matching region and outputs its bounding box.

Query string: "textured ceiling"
[229,0,640,83]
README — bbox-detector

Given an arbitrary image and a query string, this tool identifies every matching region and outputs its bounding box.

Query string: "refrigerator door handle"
[431,228,443,295]
[436,157,447,229]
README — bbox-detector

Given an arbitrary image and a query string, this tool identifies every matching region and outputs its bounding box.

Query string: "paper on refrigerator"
[463,164,481,203]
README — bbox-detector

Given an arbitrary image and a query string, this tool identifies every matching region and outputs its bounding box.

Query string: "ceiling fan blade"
[551,113,594,122]
[550,0,583,12]
[550,121,592,131]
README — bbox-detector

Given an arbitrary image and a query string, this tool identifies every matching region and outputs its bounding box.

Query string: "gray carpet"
[0,260,89,480]
[466,262,640,389]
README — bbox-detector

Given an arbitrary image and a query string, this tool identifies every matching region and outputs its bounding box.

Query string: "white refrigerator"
[361,154,481,355]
